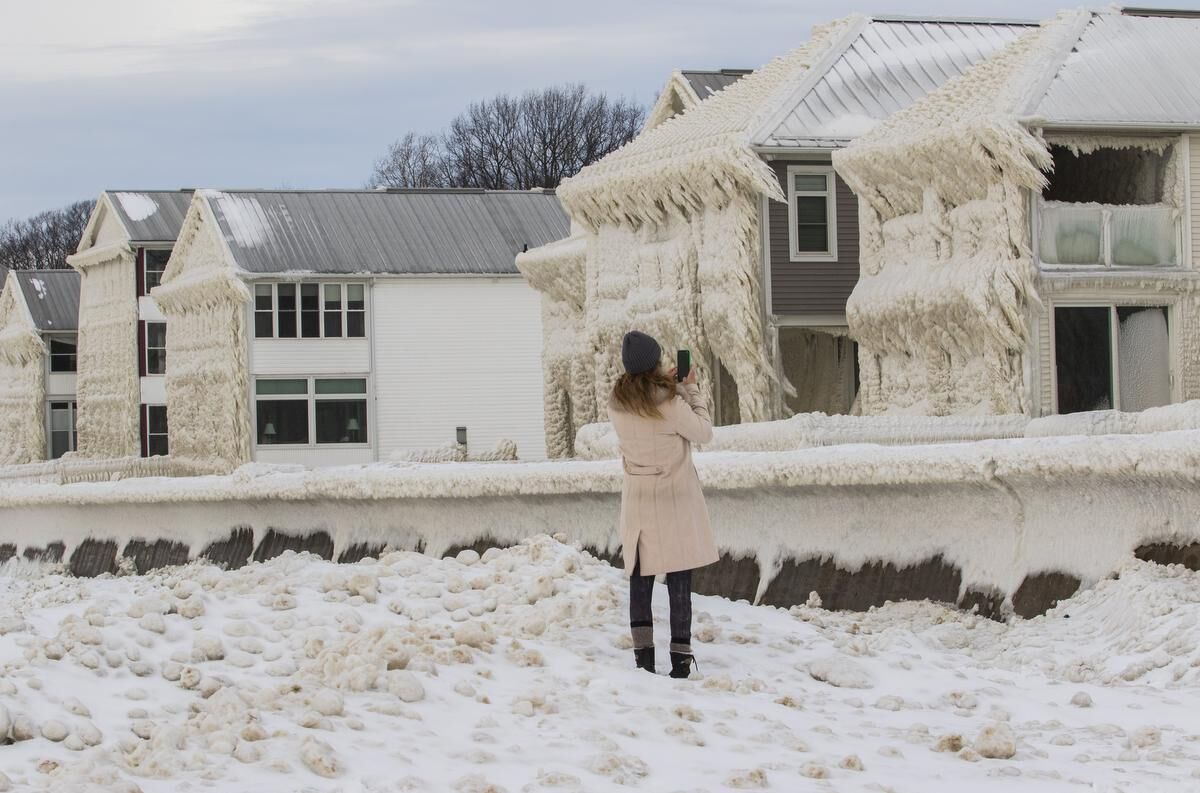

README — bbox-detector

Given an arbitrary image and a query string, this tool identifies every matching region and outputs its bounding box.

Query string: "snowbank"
[0,537,1197,791]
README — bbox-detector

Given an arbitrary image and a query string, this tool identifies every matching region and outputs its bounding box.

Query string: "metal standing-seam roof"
[12,269,80,332]
[680,70,752,99]
[201,189,570,276]
[106,190,194,243]
[758,17,1033,146]
[1029,11,1200,126]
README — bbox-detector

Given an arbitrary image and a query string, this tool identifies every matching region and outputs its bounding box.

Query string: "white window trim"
[46,332,78,374]
[144,403,169,456]
[253,281,368,340]
[1049,299,1177,413]
[253,375,372,449]
[144,321,167,377]
[46,400,78,459]
[143,247,171,294]
[787,164,838,263]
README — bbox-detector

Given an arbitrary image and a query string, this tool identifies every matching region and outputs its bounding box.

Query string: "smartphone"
[676,349,691,382]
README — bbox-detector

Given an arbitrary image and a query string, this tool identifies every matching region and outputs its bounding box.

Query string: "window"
[787,166,837,261]
[255,377,368,446]
[1054,305,1171,414]
[301,284,320,338]
[49,401,77,459]
[142,404,169,457]
[323,284,343,337]
[144,249,171,293]
[49,336,77,372]
[315,378,367,443]
[347,284,365,337]
[1039,144,1180,268]
[145,322,166,375]
[250,282,368,339]
[254,284,274,338]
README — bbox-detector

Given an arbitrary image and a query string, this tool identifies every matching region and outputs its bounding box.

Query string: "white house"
[0,269,80,463]
[152,188,567,470]
[834,8,1200,416]
[67,190,193,459]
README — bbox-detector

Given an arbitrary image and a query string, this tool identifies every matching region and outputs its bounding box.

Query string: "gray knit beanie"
[621,331,661,375]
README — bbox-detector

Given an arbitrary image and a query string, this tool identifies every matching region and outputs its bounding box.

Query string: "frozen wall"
[0,279,46,464]
[71,248,140,458]
[153,197,253,470]
[4,429,1200,617]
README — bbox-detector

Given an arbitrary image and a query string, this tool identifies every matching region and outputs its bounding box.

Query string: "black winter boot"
[669,651,695,679]
[634,647,655,673]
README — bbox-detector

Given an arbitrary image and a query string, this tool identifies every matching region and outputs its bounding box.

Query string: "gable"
[755,18,1032,148]
[0,275,44,365]
[76,194,130,253]
[154,193,247,313]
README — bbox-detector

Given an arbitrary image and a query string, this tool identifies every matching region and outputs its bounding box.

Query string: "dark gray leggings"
[629,556,692,654]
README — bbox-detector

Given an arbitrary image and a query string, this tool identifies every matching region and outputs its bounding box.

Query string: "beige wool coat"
[608,382,719,577]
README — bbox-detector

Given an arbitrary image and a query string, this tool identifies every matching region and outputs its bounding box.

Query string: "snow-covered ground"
[1,535,1197,792]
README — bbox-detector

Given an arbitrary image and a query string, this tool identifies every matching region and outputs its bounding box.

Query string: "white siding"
[46,373,76,398]
[140,376,167,405]
[138,296,164,322]
[1037,308,1053,416]
[254,447,373,467]
[1190,134,1198,269]
[374,277,547,460]
[251,338,370,375]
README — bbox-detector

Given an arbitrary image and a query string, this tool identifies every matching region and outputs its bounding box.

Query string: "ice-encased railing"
[1039,202,1178,267]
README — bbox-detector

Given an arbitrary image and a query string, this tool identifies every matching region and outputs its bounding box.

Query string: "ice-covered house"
[152,188,568,469]
[833,8,1200,416]
[518,15,1031,457]
[0,269,81,463]
[67,190,193,459]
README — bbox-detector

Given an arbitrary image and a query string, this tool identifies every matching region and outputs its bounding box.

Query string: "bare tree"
[365,133,447,189]
[0,200,94,271]
[367,84,644,190]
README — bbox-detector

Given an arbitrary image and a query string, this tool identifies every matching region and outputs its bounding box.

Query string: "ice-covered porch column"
[67,243,140,458]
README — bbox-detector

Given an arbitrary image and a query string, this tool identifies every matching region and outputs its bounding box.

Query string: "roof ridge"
[868,14,1039,25]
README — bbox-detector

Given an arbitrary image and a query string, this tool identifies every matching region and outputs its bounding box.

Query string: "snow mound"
[0,539,1197,791]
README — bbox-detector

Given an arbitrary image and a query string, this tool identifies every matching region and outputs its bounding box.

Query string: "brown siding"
[767,159,860,316]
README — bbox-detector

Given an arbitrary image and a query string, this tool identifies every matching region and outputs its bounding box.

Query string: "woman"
[608,330,718,679]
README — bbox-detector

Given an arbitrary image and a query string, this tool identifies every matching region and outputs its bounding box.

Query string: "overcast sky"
[3,0,1197,223]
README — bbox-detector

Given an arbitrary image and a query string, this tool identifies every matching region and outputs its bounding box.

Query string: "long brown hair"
[611,366,676,419]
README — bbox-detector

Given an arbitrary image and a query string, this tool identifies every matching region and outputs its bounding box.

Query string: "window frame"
[253,375,370,449]
[142,248,171,294]
[1050,300,1176,413]
[786,165,838,263]
[251,281,368,340]
[47,334,78,373]
[143,321,167,376]
[142,403,169,457]
[47,400,78,459]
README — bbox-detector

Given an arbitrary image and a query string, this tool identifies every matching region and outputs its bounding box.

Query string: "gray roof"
[13,270,80,332]
[1030,12,1200,126]
[106,190,194,244]
[757,17,1033,146]
[202,189,570,276]
[681,70,751,99]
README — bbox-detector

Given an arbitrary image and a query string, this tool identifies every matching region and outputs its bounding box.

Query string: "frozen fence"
[575,411,1031,459]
